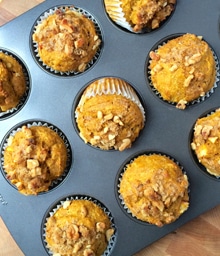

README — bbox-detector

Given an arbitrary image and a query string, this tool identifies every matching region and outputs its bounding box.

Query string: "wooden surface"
[0,1,220,255]
[0,217,24,256]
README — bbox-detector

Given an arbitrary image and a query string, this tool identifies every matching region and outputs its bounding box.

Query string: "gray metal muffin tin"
[1,0,220,255]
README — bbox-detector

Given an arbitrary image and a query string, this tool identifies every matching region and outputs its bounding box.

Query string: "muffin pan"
[0,0,220,255]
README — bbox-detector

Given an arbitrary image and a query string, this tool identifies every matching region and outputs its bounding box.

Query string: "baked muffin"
[32,7,101,72]
[104,0,176,33]
[191,109,220,177]
[149,33,216,109]
[75,77,145,151]
[45,199,115,256]
[3,125,68,195]
[0,52,26,112]
[119,154,189,227]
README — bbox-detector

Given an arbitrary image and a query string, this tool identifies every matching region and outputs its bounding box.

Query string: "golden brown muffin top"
[4,125,67,195]
[191,109,220,177]
[32,7,101,72]
[0,52,26,111]
[119,154,189,226]
[149,33,216,109]
[45,199,114,256]
[75,78,145,151]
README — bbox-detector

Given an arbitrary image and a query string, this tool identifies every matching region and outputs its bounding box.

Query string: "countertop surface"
[0,1,220,256]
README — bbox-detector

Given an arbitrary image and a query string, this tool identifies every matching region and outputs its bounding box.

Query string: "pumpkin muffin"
[191,109,220,177]
[32,7,101,72]
[149,33,216,109]
[45,199,115,256]
[119,154,189,227]
[0,52,26,112]
[104,0,176,33]
[75,77,145,151]
[3,125,68,195]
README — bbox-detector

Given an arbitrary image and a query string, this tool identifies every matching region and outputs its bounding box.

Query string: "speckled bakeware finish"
[0,1,220,255]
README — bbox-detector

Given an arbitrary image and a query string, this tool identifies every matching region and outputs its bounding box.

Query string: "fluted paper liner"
[104,0,134,32]
[76,77,145,122]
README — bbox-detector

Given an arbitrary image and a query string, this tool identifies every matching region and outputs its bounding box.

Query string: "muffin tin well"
[0,120,72,194]
[0,0,220,255]
[145,33,220,108]
[72,76,146,151]
[41,194,117,256]
[30,5,103,76]
[115,150,189,226]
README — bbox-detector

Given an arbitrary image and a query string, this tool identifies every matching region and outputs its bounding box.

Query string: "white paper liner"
[104,0,133,32]
[117,152,189,224]
[42,195,116,256]
[31,5,102,76]
[147,38,220,108]
[76,77,145,122]
[0,121,71,193]
[0,50,30,118]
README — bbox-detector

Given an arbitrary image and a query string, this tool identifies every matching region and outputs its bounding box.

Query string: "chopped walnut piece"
[149,51,160,61]
[169,63,178,72]
[27,159,39,169]
[176,100,187,109]
[119,138,131,151]
[185,53,202,66]
[96,222,106,233]
[201,125,213,139]
[106,228,114,241]
[97,110,103,119]
[184,74,194,87]
[83,248,95,256]
[104,113,113,120]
